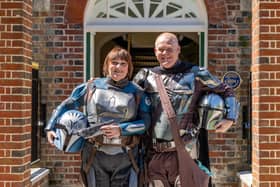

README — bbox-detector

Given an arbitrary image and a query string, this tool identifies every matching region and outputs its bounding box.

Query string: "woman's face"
[108,58,129,82]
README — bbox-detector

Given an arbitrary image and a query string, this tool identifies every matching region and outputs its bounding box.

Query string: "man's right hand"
[215,119,233,133]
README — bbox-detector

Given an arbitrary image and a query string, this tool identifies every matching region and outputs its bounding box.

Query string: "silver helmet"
[54,110,88,153]
[198,93,225,130]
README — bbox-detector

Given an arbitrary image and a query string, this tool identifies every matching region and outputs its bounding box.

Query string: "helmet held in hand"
[198,93,225,130]
[54,110,88,153]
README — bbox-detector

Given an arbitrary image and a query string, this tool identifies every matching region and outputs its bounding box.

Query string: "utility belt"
[152,139,176,152]
[83,135,140,174]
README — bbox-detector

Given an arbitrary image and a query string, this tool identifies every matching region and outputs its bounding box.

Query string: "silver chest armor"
[134,65,238,159]
[147,71,195,141]
[134,66,223,141]
[86,88,137,124]
[86,87,138,155]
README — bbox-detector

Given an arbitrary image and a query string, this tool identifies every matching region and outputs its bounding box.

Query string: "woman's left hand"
[100,123,121,139]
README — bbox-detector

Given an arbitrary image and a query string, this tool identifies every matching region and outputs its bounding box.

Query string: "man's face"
[108,59,128,82]
[154,36,180,69]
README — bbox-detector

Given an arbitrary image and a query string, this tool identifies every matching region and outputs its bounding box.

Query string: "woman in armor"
[46,47,151,187]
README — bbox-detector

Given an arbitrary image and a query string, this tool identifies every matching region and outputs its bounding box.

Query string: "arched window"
[84,0,208,80]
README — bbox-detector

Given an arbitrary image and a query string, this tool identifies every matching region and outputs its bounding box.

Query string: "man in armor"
[133,32,239,187]
[46,47,151,187]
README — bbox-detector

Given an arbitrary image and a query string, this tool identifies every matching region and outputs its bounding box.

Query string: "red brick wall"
[0,0,33,186]
[32,0,84,185]
[252,0,280,186]
[206,0,251,186]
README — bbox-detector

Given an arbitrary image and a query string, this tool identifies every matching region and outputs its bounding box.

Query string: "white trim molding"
[85,0,208,32]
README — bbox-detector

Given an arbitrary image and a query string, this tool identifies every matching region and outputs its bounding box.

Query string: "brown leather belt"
[153,139,176,152]
[86,137,140,174]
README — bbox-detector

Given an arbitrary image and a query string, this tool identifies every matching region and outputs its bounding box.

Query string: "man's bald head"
[155,32,179,47]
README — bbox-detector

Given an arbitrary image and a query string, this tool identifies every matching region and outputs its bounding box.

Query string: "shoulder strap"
[154,74,176,119]
[155,74,209,187]
[154,74,182,147]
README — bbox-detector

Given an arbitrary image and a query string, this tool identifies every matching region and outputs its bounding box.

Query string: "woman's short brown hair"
[102,46,133,79]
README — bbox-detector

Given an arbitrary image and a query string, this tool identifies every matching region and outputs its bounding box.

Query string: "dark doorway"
[31,65,41,163]
[99,33,199,77]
